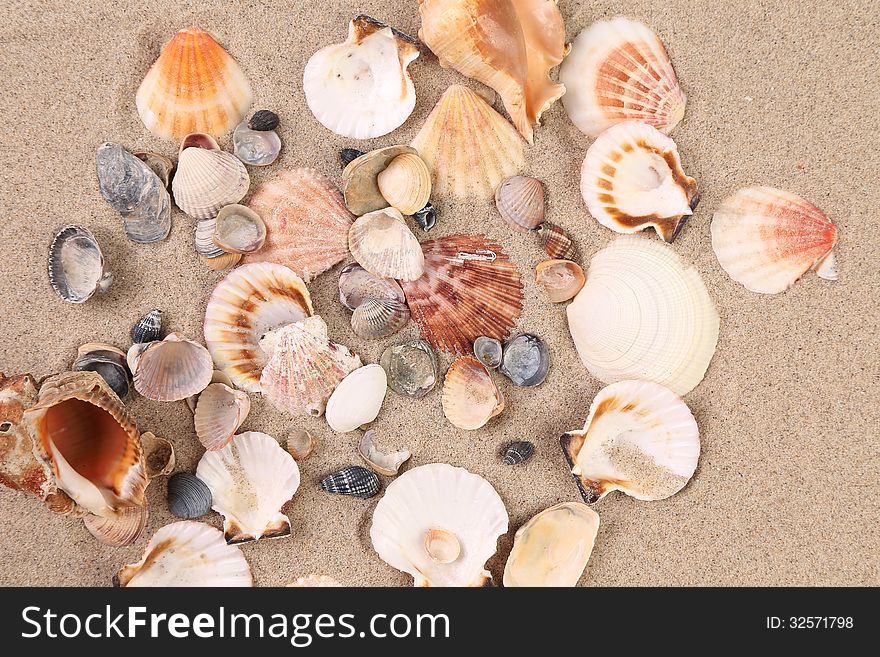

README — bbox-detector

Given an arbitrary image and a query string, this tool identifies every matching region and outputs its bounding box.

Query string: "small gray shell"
[379,339,438,399]
[500,333,550,387]
[413,202,437,232]
[503,441,534,465]
[73,346,132,399]
[167,473,213,519]
[320,466,380,499]
[474,336,503,370]
[131,309,162,344]
[48,225,113,303]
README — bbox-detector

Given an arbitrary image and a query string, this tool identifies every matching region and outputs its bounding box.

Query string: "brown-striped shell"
[495,176,545,232]
[536,222,576,260]
[441,357,505,430]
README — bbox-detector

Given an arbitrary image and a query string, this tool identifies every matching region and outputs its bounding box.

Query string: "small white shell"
[172,133,250,219]
[325,364,388,433]
[348,207,425,281]
[358,429,411,476]
[441,357,504,430]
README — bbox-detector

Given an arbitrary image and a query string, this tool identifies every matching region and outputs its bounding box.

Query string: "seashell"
[411,85,526,199]
[500,333,550,387]
[418,0,567,143]
[535,259,585,303]
[503,440,534,465]
[232,121,281,166]
[413,202,437,232]
[495,176,545,232]
[83,505,148,547]
[131,309,162,344]
[358,429,411,476]
[167,472,213,519]
[377,153,432,215]
[242,169,355,282]
[473,336,503,370]
[136,26,253,141]
[536,222,575,260]
[351,298,411,340]
[200,251,241,270]
[259,316,362,417]
[129,333,213,402]
[567,236,719,395]
[213,204,266,254]
[194,382,251,450]
[325,364,388,433]
[348,207,425,281]
[370,463,509,586]
[23,371,146,518]
[286,429,317,460]
[172,133,250,219]
[195,218,225,258]
[304,16,419,139]
[581,121,698,242]
[134,151,174,188]
[320,465,380,499]
[441,357,504,430]
[114,521,253,587]
[48,225,113,303]
[197,431,300,543]
[503,502,600,587]
[342,145,418,215]
[186,369,234,414]
[711,186,839,294]
[379,339,438,398]
[340,148,366,168]
[72,342,132,399]
[560,17,686,138]
[204,263,313,392]
[561,380,700,502]
[140,431,175,478]
[401,234,524,354]
[95,142,171,243]
[249,110,280,131]
[338,262,406,310]
[287,575,342,587]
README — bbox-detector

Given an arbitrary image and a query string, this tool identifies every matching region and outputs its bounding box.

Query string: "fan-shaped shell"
[411,85,526,199]
[377,153,432,215]
[561,380,700,502]
[136,27,253,141]
[194,382,251,450]
[567,236,719,395]
[535,259,585,303]
[348,207,425,281]
[204,263,314,392]
[495,176,545,232]
[370,463,509,587]
[304,16,419,139]
[560,17,686,137]
[130,333,213,402]
[197,431,300,544]
[242,169,355,282]
[441,357,505,430]
[351,298,410,340]
[581,121,698,242]
[711,186,839,294]
[83,505,148,547]
[401,234,524,354]
[115,521,253,587]
[172,136,250,219]
[48,225,113,304]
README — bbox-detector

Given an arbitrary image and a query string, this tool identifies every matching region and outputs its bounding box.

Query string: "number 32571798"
[766,617,854,629]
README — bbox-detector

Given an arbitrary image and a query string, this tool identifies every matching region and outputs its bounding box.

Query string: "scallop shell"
[304,16,419,139]
[536,222,576,260]
[320,465,381,499]
[186,369,235,414]
[502,502,600,587]
[535,259,585,303]
[351,297,411,339]
[258,316,362,417]
[561,380,700,502]
[560,17,686,137]
[194,382,251,450]
[567,236,718,395]
[359,429,411,476]
[131,309,162,344]
[325,364,388,433]
[129,333,213,402]
[338,262,406,310]
[172,134,250,219]
[48,225,113,304]
[348,207,425,281]
[401,234,524,354]
[711,186,839,294]
[204,263,314,392]
[287,575,343,587]
[411,85,526,199]
[197,431,300,543]
[242,169,355,282]
[83,505,148,547]
[495,176,545,232]
[213,204,266,254]
[441,357,504,430]
[115,521,253,587]
[581,121,698,242]
[503,440,534,465]
[370,463,509,587]
[136,26,253,141]
[72,342,132,399]
[341,145,417,215]
[167,472,213,519]
[377,153,432,215]
[418,0,567,144]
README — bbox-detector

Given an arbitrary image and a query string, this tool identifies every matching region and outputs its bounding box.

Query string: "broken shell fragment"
[473,336,503,370]
[535,259,585,303]
[134,151,174,188]
[48,225,113,304]
[167,472,213,519]
[83,505,148,547]
[194,382,251,450]
[320,465,381,499]
[131,309,162,344]
[325,364,388,433]
[500,333,550,387]
[441,357,505,431]
[249,110,279,131]
[286,429,317,460]
[287,575,342,587]
[495,176,545,232]
[503,440,534,465]
[338,262,406,311]
[72,343,132,399]
[172,133,250,219]
[232,121,281,166]
[129,333,213,402]
[536,222,575,260]
[358,429,411,476]
[351,297,410,340]
[213,204,266,254]
[377,153,432,215]
[379,339,438,399]
[140,431,175,478]
[348,207,425,281]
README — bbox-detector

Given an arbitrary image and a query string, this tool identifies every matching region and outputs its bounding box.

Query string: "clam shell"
[567,236,719,395]
[232,121,281,166]
[131,309,162,344]
[503,440,534,465]
[401,234,524,354]
[351,297,410,340]
[495,176,545,232]
[379,339,438,399]
[195,218,226,258]
[711,186,839,294]
[213,204,266,254]
[243,169,355,282]
[200,251,242,270]
[172,134,250,219]
[325,364,388,433]
[304,16,419,139]
[48,225,113,303]
[136,26,253,141]
[320,465,380,499]
[83,505,148,547]
[370,463,509,586]
[167,472,213,519]
[249,110,280,131]
[561,380,700,502]
[197,431,300,543]
[194,382,251,450]
[536,222,575,260]
[581,121,698,242]
[72,342,132,399]
[287,575,342,587]
[473,336,503,369]
[186,369,234,413]
[204,263,313,392]
[358,429,411,476]
[377,153,432,215]
[130,333,214,402]
[535,259,585,303]
[140,431,175,478]
[560,17,686,137]
[338,262,406,310]
[441,357,504,430]
[348,207,425,281]
[286,429,317,460]
[342,145,417,216]
[500,333,550,387]
[411,85,526,199]
[115,521,253,587]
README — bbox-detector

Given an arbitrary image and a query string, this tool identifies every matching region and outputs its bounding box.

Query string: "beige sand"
[0,0,877,586]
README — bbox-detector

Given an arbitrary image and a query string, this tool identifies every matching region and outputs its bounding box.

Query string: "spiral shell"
[536,222,576,260]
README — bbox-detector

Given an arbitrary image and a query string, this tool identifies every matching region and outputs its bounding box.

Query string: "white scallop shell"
[172,141,250,219]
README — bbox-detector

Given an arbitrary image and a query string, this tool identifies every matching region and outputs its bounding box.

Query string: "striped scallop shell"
[130,333,214,402]
[351,298,410,340]
[194,382,251,450]
[348,207,425,281]
[441,357,504,430]
[172,137,250,219]
[495,176,545,232]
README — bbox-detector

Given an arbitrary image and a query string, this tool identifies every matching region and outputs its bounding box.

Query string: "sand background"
[0,0,878,586]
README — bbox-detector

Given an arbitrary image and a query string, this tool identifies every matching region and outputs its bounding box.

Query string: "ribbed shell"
[503,441,534,465]
[167,472,213,519]
[194,382,251,450]
[348,207,425,281]
[441,357,505,430]
[495,176,545,232]
[320,466,381,499]
[172,145,250,219]
[351,297,410,339]
[195,218,225,257]
[131,333,214,402]
[338,262,406,310]
[83,505,147,547]
[131,309,162,344]
[377,153,432,215]
[536,222,576,260]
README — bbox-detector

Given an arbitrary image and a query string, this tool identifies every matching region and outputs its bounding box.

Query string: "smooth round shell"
[535,259,585,303]
[213,204,266,253]
[348,207,425,281]
[495,176,545,232]
[167,472,213,519]
[441,357,504,430]
[233,121,281,166]
[424,528,460,564]
[499,333,550,387]
[286,429,317,460]
[473,336,503,369]
[48,225,112,304]
[379,339,438,398]
[377,153,432,215]
[342,145,416,215]
[325,365,388,433]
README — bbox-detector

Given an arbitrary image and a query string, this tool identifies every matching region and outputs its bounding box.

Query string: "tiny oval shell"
[377,153,432,215]
[167,473,213,519]
[286,429,317,460]
[424,528,460,564]
[358,429,411,477]
[351,297,410,340]
[473,336,503,369]
[320,466,381,499]
[348,207,425,281]
[495,176,545,232]
[536,222,576,260]
[48,225,113,303]
[535,259,585,303]
[83,506,148,547]
[441,357,504,431]
[503,440,534,465]
[130,333,214,402]
[213,204,266,253]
